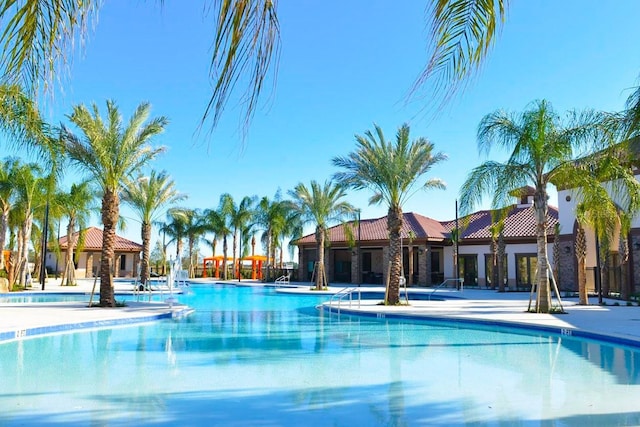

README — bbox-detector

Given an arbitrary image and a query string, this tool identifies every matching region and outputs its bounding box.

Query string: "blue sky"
[6,1,640,258]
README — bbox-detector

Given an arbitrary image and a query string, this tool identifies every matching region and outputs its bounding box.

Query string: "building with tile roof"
[294,194,560,289]
[45,227,143,279]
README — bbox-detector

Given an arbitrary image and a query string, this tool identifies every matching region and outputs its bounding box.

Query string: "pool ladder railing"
[428,278,464,300]
[328,286,361,314]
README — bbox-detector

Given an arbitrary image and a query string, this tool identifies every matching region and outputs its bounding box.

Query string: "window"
[458,255,478,286]
[516,254,537,288]
[484,254,507,288]
[119,254,126,270]
[362,252,372,272]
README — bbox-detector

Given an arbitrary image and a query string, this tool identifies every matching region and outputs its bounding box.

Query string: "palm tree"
[122,170,185,285]
[63,100,167,307]
[255,193,289,282]
[0,84,53,151]
[220,194,257,279]
[57,181,96,286]
[459,99,623,313]
[201,207,227,277]
[333,123,447,304]
[568,150,640,304]
[182,209,205,278]
[0,157,20,271]
[161,208,192,273]
[288,180,355,290]
[12,161,47,287]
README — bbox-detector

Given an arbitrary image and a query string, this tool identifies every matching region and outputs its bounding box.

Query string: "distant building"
[45,226,142,279]
[294,192,559,290]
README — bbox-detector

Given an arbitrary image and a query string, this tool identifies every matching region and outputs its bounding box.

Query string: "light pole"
[357,209,361,286]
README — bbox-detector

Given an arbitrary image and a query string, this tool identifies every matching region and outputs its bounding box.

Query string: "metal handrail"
[328,286,361,314]
[428,278,464,300]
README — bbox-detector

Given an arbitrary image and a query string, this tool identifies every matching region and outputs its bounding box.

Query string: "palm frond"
[408,0,507,110]
[0,0,97,94]
[203,0,280,140]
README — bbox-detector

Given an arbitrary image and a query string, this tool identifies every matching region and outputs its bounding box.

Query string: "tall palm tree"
[288,180,355,290]
[63,100,167,307]
[459,99,621,313]
[255,193,289,282]
[220,194,257,279]
[57,181,96,286]
[0,157,20,271]
[567,149,640,304]
[161,208,192,273]
[182,209,205,278]
[333,123,447,304]
[201,207,227,277]
[12,161,47,286]
[122,170,185,285]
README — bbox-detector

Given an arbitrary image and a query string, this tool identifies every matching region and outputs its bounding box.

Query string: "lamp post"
[357,209,361,286]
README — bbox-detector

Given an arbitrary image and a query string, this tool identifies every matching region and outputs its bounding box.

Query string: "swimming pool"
[1,283,639,426]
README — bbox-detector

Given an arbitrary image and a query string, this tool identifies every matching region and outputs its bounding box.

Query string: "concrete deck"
[0,278,193,342]
[2,278,640,348]
[278,284,640,348]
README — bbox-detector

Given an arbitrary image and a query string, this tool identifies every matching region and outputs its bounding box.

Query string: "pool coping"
[321,302,640,350]
[0,301,194,343]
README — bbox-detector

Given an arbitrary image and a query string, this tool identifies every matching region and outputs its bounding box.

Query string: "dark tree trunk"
[99,189,119,307]
[386,207,403,305]
[534,187,551,313]
[314,226,326,290]
[140,221,151,285]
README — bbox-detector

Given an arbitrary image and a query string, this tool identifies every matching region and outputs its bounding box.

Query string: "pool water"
[1,284,640,426]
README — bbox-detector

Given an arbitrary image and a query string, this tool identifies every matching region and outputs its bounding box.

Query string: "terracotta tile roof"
[57,226,143,251]
[295,212,448,245]
[295,205,558,246]
[441,205,559,240]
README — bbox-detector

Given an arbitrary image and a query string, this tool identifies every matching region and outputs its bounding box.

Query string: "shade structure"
[239,255,268,280]
[202,255,226,278]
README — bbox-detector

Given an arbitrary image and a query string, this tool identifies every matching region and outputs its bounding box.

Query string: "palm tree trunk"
[188,239,195,278]
[237,233,243,282]
[497,231,505,292]
[575,226,588,305]
[386,207,403,305]
[265,230,271,282]
[408,244,414,286]
[140,221,151,285]
[315,227,325,290]
[19,214,32,287]
[63,219,77,286]
[99,189,118,307]
[534,190,551,313]
[222,235,228,280]
[0,208,8,271]
[232,230,237,279]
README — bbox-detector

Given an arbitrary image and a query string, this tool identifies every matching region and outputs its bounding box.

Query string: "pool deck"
[2,278,640,347]
[0,278,193,342]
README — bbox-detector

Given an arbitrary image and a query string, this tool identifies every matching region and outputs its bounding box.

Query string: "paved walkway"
[2,278,640,348]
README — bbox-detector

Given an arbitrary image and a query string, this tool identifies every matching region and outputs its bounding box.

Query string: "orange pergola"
[203,255,269,280]
[202,255,226,278]
[239,255,268,280]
